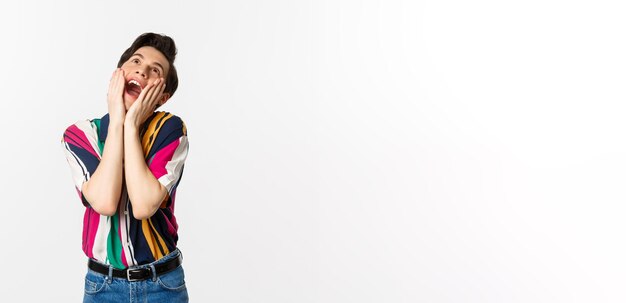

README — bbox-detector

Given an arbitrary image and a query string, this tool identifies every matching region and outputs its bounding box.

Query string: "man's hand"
[125,77,166,130]
[107,68,127,124]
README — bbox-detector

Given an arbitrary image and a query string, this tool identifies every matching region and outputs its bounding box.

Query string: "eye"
[132,58,140,64]
[152,68,161,75]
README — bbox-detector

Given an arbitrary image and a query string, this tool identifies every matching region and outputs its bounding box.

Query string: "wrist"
[107,120,124,133]
[109,116,125,127]
[124,121,140,134]
[108,108,126,123]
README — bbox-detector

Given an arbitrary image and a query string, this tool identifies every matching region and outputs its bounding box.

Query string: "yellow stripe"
[141,112,173,157]
[141,219,160,259]
[141,218,170,260]
[159,192,170,208]
[148,218,170,256]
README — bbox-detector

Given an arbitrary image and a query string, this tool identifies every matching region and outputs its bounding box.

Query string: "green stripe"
[106,214,125,269]
[93,119,104,153]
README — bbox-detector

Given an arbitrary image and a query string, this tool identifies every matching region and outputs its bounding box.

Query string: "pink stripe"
[65,125,100,159]
[82,208,101,259]
[64,131,84,148]
[165,197,179,236]
[149,139,180,179]
[118,220,128,267]
[64,136,81,148]
[163,216,177,238]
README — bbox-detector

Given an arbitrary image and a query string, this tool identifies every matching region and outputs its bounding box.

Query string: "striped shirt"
[61,111,189,269]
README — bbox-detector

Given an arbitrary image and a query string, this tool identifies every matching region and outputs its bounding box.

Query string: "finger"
[149,79,166,105]
[154,79,167,106]
[136,80,156,102]
[114,69,125,96]
[114,69,123,89]
[151,89,164,110]
[119,69,126,89]
[118,69,125,83]
[143,79,162,104]
[141,83,157,104]
[109,68,123,96]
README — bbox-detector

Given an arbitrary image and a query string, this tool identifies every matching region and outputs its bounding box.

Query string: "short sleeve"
[146,115,189,196]
[61,120,102,207]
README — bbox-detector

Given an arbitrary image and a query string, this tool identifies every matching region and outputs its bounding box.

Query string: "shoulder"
[150,111,187,137]
[62,118,98,139]
[61,117,103,158]
[143,112,188,156]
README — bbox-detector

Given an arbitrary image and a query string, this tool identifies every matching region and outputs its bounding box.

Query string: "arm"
[124,77,168,220]
[81,121,124,216]
[82,68,128,216]
[123,124,168,219]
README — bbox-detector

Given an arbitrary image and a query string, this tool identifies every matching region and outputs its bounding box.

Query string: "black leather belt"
[88,255,182,281]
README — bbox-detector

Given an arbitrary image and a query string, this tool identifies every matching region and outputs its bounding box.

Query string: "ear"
[159,93,170,107]
[154,93,170,110]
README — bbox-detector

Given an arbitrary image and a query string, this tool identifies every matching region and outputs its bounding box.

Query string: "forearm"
[82,121,124,216]
[123,125,167,220]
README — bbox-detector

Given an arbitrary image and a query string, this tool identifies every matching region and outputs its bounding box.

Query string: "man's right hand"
[107,68,126,124]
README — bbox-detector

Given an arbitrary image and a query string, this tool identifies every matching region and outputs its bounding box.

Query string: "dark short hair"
[117,32,179,98]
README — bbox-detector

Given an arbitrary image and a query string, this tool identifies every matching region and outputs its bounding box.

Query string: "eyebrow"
[131,53,165,73]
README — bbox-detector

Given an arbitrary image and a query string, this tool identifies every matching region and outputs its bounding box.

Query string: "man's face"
[120,46,170,110]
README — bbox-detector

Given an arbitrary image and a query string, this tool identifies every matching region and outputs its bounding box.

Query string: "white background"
[0,0,624,302]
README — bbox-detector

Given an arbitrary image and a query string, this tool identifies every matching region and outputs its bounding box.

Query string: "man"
[61,32,190,302]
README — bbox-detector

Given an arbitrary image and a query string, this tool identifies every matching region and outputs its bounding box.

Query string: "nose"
[134,67,148,78]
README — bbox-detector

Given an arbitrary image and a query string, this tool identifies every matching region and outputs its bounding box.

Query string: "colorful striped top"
[61,111,189,269]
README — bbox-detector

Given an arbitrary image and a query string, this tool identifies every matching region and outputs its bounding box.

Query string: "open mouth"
[125,79,142,97]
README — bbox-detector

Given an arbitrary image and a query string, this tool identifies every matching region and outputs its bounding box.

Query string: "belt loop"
[107,265,113,284]
[150,264,157,282]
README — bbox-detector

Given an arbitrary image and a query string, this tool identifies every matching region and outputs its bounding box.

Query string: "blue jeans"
[83,249,189,303]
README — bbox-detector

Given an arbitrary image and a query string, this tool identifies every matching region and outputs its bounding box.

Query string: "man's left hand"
[125,77,166,129]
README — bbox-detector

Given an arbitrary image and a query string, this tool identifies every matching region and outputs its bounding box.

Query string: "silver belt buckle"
[126,268,143,282]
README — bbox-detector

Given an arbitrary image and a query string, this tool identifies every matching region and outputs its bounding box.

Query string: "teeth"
[128,80,141,88]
